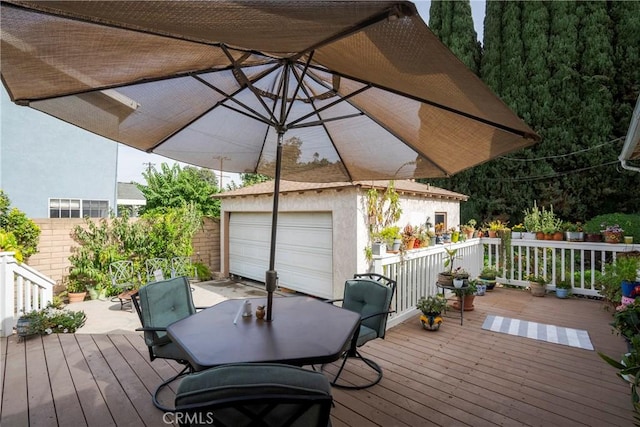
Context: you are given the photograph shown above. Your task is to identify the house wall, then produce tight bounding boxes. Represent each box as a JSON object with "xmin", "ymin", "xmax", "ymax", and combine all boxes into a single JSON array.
[
  {"xmin": 354, "ymin": 190, "xmax": 462, "ymax": 274},
  {"xmin": 220, "ymin": 187, "xmax": 358, "ymax": 299},
  {"xmin": 26, "ymin": 217, "xmax": 220, "ymax": 291},
  {"xmin": 1, "ymin": 88, "xmax": 117, "ymax": 218}
]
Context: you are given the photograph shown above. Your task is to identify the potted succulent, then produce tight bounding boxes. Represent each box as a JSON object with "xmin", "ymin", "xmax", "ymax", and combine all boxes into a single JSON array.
[
  {"xmin": 478, "ymin": 266, "xmax": 498, "ymax": 291},
  {"xmin": 416, "ymin": 294, "xmax": 448, "ymax": 331},
  {"xmin": 377, "ymin": 226, "xmax": 402, "ymax": 252},
  {"xmin": 527, "ymin": 274, "xmax": 548, "ymax": 297},
  {"xmin": 452, "ymin": 267, "xmax": 469, "ymax": 288},
  {"xmin": 564, "ymin": 221, "xmax": 585, "ymax": 242},
  {"xmin": 402, "ymin": 224, "xmax": 417, "ymax": 250}
]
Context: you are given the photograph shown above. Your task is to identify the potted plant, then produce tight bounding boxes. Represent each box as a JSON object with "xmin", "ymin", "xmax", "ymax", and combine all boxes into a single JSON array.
[
  {"xmin": 438, "ymin": 247, "xmax": 460, "ymax": 286},
  {"xmin": 377, "ymin": 226, "xmax": 402, "ymax": 252},
  {"xmin": 87, "ymin": 283, "xmax": 107, "ymax": 300},
  {"xmin": 527, "ymin": 274, "xmax": 548, "ymax": 297},
  {"xmin": 416, "ymin": 294, "xmax": 447, "ymax": 331},
  {"xmin": 487, "ymin": 219, "xmax": 507, "ymax": 238},
  {"xmin": 555, "ymin": 278, "xmax": 572, "ymax": 299},
  {"xmin": 583, "ymin": 221, "xmax": 603, "ymax": 242},
  {"xmin": 65, "ymin": 277, "xmax": 87, "ymax": 303},
  {"xmin": 523, "ymin": 202, "xmax": 541, "ymax": 239},
  {"xmin": 461, "ymin": 219, "xmax": 476, "ymax": 240},
  {"xmin": 401, "ymin": 224, "xmax": 417, "ymax": 250},
  {"xmin": 451, "ymin": 280, "xmax": 477, "ymax": 311},
  {"xmin": 616, "ymin": 256, "xmax": 640, "ymax": 298},
  {"xmin": 452, "ymin": 267, "xmax": 469, "ymax": 288},
  {"xmin": 478, "ymin": 266, "xmax": 498, "ymax": 291},
  {"xmin": 511, "ymin": 223, "xmax": 525, "ymax": 239},
  {"xmin": 602, "ymin": 223, "xmax": 624, "ymax": 244},
  {"xmin": 564, "ymin": 221, "xmax": 585, "ymax": 242}
]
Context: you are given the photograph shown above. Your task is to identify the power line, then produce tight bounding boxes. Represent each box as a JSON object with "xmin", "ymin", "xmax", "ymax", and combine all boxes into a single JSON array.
[
  {"xmin": 499, "ymin": 136, "xmax": 624, "ymax": 161},
  {"xmin": 495, "ymin": 160, "xmax": 620, "ymax": 182}
]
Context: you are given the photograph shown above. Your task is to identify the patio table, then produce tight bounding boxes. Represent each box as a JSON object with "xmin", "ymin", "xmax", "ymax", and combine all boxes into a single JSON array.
[{"xmin": 166, "ymin": 296, "xmax": 360, "ymax": 371}]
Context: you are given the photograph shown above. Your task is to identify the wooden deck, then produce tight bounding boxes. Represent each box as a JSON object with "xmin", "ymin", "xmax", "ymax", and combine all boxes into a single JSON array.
[{"xmin": 1, "ymin": 288, "xmax": 635, "ymax": 426}]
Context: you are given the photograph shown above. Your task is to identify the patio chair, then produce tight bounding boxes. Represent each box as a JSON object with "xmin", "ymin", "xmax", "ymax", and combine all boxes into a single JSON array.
[
  {"xmin": 325, "ymin": 273, "xmax": 396, "ymax": 390},
  {"xmin": 108, "ymin": 260, "xmax": 140, "ymax": 310},
  {"xmin": 144, "ymin": 257, "xmax": 169, "ymax": 282},
  {"xmin": 174, "ymin": 363, "xmax": 333, "ymax": 427},
  {"xmin": 131, "ymin": 276, "xmax": 198, "ymax": 411},
  {"xmin": 171, "ymin": 256, "xmax": 194, "ymax": 279}
]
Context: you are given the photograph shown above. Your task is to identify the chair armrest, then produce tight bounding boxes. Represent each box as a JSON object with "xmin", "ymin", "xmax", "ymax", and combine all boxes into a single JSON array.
[
  {"xmin": 360, "ymin": 309, "xmax": 395, "ymax": 322},
  {"xmin": 135, "ymin": 326, "xmax": 167, "ymax": 332}
]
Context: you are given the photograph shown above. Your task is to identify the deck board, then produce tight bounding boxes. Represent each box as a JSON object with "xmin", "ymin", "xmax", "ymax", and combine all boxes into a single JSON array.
[{"xmin": 0, "ymin": 288, "xmax": 636, "ymax": 426}]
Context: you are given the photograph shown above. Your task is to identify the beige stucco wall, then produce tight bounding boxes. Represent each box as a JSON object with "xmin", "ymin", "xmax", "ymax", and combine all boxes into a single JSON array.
[
  {"xmin": 354, "ymin": 191, "xmax": 462, "ymax": 273},
  {"xmin": 220, "ymin": 187, "xmax": 359, "ymax": 300}
]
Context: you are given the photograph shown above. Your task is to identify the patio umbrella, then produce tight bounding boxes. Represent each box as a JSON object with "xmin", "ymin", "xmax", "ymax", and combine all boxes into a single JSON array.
[{"xmin": 0, "ymin": 1, "xmax": 539, "ymax": 320}]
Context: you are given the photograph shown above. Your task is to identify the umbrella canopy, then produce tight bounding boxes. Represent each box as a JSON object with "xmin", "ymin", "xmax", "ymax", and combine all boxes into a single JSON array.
[{"xmin": 1, "ymin": 0, "xmax": 539, "ymax": 320}]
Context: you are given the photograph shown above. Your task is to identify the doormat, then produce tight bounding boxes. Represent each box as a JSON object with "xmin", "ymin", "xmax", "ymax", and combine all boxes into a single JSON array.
[{"xmin": 481, "ymin": 315, "xmax": 593, "ymax": 350}]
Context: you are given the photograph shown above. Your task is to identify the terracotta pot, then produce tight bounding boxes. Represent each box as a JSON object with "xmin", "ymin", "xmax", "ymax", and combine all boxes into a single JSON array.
[
  {"xmin": 488, "ymin": 230, "xmax": 497, "ymax": 238},
  {"xmin": 553, "ymin": 232, "xmax": 564, "ymax": 241},
  {"xmin": 452, "ymin": 295, "xmax": 475, "ymax": 311},
  {"xmin": 68, "ymin": 291, "xmax": 87, "ymax": 303},
  {"xmin": 584, "ymin": 232, "xmax": 602, "ymax": 242},
  {"xmin": 529, "ymin": 282, "xmax": 546, "ymax": 297},
  {"xmin": 536, "ymin": 232, "xmax": 545, "ymax": 240}
]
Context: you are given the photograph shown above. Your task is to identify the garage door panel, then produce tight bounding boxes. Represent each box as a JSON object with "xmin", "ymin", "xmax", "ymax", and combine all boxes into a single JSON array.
[{"xmin": 229, "ymin": 212, "xmax": 333, "ymax": 298}]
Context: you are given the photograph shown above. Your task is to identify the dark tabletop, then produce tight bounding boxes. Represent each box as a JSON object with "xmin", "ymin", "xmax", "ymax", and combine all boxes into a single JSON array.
[{"xmin": 166, "ymin": 296, "xmax": 361, "ymax": 371}]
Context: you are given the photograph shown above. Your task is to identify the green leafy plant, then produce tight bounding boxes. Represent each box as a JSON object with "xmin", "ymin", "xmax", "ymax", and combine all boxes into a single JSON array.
[
  {"xmin": 616, "ymin": 256, "xmax": 640, "ymax": 282},
  {"xmin": 523, "ymin": 201, "xmax": 541, "ymax": 233},
  {"xmin": 193, "ymin": 261, "xmax": 212, "ymax": 281},
  {"xmin": 416, "ymin": 294, "xmax": 448, "ymax": 314},
  {"xmin": 443, "ymin": 247, "xmax": 460, "ymax": 274},
  {"xmin": 452, "ymin": 280, "xmax": 477, "ymax": 297},
  {"xmin": 527, "ymin": 274, "xmax": 548, "ymax": 285},
  {"xmin": 20, "ymin": 304, "xmax": 86, "ymax": 334},
  {"xmin": 555, "ymin": 278, "xmax": 572, "ymax": 289},
  {"xmin": 479, "ymin": 267, "xmax": 498, "ymax": 280},
  {"xmin": 0, "ymin": 190, "xmax": 41, "ymax": 261}
]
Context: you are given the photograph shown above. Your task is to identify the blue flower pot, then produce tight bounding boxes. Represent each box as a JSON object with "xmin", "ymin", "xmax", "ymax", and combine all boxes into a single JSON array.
[
  {"xmin": 556, "ymin": 288, "xmax": 570, "ymax": 299},
  {"xmin": 622, "ymin": 281, "xmax": 637, "ymax": 298}
]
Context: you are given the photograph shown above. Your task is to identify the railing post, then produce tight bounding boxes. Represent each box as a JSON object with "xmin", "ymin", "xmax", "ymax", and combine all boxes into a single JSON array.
[{"xmin": 1, "ymin": 252, "xmax": 17, "ymax": 337}]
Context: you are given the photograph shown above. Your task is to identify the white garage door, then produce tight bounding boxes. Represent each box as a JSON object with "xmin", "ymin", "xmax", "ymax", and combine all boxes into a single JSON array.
[{"xmin": 229, "ymin": 212, "xmax": 333, "ymax": 298}]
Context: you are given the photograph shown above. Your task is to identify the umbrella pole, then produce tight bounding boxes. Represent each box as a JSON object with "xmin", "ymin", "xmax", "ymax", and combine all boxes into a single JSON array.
[{"xmin": 265, "ymin": 131, "xmax": 284, "ymax": 321}]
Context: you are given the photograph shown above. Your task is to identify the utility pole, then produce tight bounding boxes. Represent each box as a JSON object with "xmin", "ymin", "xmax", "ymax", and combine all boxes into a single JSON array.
[
  {"xmin": 142, "ymin": 162, "xmax": 155, "ymax": 175},
  {"xmin": 212, "ymin": 156, "xmax": 230, "ymax": 188}
]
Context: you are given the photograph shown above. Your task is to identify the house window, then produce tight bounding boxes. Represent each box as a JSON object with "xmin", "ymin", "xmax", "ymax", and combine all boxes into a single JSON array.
[
  {"xmin": 435, "ymin": 212, "xmax": 447, "ymax": 231},
  {"xmin": 49, "ymin": 199, "xmax": 108, "ymax": 218},
  {"xmin": 83, "ymin": 200, "xmax": 109, "ymax": 218}
]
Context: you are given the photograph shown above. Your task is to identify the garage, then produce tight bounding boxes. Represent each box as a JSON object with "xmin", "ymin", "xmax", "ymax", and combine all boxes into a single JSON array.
[{"xmin": 229, "ymin": 211, "xmax": 333, "ymax": 298}]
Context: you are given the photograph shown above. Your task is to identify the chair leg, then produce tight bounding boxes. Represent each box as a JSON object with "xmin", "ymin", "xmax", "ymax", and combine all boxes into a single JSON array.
[
  {"xmin": 327, "ymin": 349, "xmax": 383, "ymax": 390},
  {"xmin": 152, "ymin": 365, "xmax": 191, "ymax": 412}
]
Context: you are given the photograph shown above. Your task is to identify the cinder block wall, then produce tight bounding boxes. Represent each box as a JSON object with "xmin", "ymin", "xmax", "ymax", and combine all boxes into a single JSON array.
[{"xmin": 28, "ymin": 217, "xmax": 221, "ymax": 288}]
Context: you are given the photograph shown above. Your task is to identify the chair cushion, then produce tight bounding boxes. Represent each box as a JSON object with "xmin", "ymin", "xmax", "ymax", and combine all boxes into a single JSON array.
[
  {"xmin": 138, "ymin": 277, "xmax": 196, "ymax": 346},
  {"xmin": 176, "ymin": 363, "xmax": 332, "ymax": 426},
  {"xmin": 342, "ymin": 279, "xmax": 392, "ymax": 339},
  {"xmin": 356, "ymin": 325, "xmax": 378, "ymax": 347}
]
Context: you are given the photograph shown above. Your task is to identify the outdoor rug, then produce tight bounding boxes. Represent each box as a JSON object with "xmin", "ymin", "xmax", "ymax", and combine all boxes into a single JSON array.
[{"xmin": 481, "ymin": 315, "xmax": 594, "ymax": 350}]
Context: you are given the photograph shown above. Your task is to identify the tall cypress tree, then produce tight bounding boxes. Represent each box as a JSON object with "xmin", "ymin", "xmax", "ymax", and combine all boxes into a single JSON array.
[{"xmin": 426, "ymin": 0, "xmax": 640, "ymax": 225}]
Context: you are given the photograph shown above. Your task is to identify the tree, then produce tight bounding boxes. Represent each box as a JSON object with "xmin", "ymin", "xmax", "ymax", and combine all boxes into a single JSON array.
[
  {"xmin": 425, "ymin": 1, "xmax": 640, "ymax": 225},
  {"xmin": 137, "ymin": 163, "xmax": 221, "ymax": 217},
  {"xmin": 0, "ymin": 190, "xmax": 40, "ymax": 260},
  {"xmin": 240, "ymin": 173, "xmax": 271, "ymax": 187}
]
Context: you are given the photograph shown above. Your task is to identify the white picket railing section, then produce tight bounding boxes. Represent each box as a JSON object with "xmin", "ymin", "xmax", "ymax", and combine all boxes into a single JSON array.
[
  {"xmin": 1, "ymin": 252, "xmax": 54, "ymax": 337},
  {"xmin": 372, "ymin": 238, "xmax": 639, "ymax": 327}
]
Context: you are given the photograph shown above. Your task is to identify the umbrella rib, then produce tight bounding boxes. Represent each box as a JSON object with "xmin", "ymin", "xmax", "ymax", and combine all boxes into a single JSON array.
[
  {"xmin": 221, "ymin": 45, "xmax": 279, "ymax": 126},
  {"xmin": 304, "ymin": 64, "xmax": 539, "ymax": 141}
]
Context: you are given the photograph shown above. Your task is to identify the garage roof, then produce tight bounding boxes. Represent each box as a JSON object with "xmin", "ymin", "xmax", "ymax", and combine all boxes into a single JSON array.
[{"xmin": 216, "ymin": 180, "xmax": 468, "ymax": 201}]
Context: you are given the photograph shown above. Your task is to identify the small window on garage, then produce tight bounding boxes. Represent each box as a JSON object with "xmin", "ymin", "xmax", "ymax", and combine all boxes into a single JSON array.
[{"xmin": 435, "ymin": 212, "xmax": 447, "ymax": 230}]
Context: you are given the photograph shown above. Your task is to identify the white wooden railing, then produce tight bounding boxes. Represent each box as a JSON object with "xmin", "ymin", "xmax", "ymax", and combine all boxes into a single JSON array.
[
  {"xmin": 372, "ymin": 238, "xmax": 639, "ymax": 327},
  {"xmin": 1, "ymin": 252, "xmax": 54, "ymax": 337}
]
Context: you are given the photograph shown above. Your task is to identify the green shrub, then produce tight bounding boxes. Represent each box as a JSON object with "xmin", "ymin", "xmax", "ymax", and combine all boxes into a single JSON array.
[
  {"xmin": 20, "ymin": 304, "xmax": 86, "ymax": 334},
  {"xmin": 193, "ymin": 261, "xmax": 212, "ymax": 281},
  {"xmin": 0, "ymin": 190, "xmax": 40, "ymax": 260},
  {"xmin": 584, "ymin": 213, "xmax": 640, "ymax": 238}
]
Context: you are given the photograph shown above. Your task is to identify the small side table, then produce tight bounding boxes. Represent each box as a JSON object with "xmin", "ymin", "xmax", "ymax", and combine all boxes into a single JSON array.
[{"xmin": 435, "ymin": 281, "xmax": 466, "ymax": 325}]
